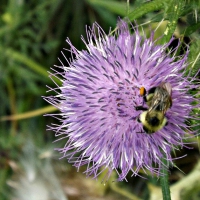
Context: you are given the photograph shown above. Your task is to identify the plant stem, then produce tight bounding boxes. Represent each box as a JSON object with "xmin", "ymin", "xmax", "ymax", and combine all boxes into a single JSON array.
[
  {"xmin": 126, "ymin": 0, "xmax": 130, "ymax": 15},
  {"xmin": 160, "ymin": 158, "xmax": 171, "ymax": 200}
]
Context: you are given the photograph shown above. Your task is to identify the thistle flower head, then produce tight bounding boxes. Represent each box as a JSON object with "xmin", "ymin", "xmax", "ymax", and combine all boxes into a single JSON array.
[{"xmin": 45, "ymin": 19, "xmax": 200, "ymax": 181}]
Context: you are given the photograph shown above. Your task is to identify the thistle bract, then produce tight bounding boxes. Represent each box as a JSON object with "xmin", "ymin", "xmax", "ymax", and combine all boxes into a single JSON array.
[{"xmin": 45, "ymin": 20, "xmax": 199, "ymax": 181}]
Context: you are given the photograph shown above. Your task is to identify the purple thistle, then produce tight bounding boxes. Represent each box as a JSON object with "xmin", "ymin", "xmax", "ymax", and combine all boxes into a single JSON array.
[{"xmin": 44, "ymin": 19, "xmax": 200, "ymax": 181}]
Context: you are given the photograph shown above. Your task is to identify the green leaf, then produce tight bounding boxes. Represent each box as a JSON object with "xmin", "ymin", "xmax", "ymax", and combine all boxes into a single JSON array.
[
  {"xmin": 91, "ymin": 5, "xmax": 116, "ymax": 25},
  {"xmin": 2, "ymin": 48, "xmax": 48, "ymax": 77},
  {"xmin": 187, "ymin": 40, "xmax": 200, "ymax": 76},
  {"xmin": 86, "ymin": 0, "xmax": 127, "ymax": 16},
  {"xmin": 160, "ymin": 0, "xmax": 185, "ymax": 44},
  {"xmin": 185, "ymin": 22, "xmax": 200, "ymax": 36},
  {"xmin": 128, "ymin": 0, "xmax": 167, "ymax": 21},
  {"xmin": 87, "ymin": 0, "xmax": 170, "ymax": 21}
]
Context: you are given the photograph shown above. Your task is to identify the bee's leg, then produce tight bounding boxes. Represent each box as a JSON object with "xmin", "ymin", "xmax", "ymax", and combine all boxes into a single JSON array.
[
  {"xmin": 139, "ymin": 87, "xmax": 146, "ymax": 96},
  {"xmin": 135, "ymin": 106, "xmax": 148, "ymax": 111},
  {"xmin": 139, "ymin": 87, "xmax": 147, "ymax": 103},
  {"xmin": 143, "ymin": 96, "xmax": 147, "ymax": 103}
]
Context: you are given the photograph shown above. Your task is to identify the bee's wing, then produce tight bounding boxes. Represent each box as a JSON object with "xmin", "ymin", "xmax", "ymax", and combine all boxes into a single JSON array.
[
  {"xmin": 161, "ymin": 82, "xmax": 172, "ymax": 108},
  {"xmin": 148, "ymin": 97, "xmax": 161, "ymax": 112},
  {"xmin": 161, "ymin": 82, "xmax": 172, "ymax": 96},
  {"xmin": 148, "ymin": 86, "xmax": 169, "ymax": 113},
  {"xmin": 148, "ymin": 82, "xmax": 172, "ymax": 113}
]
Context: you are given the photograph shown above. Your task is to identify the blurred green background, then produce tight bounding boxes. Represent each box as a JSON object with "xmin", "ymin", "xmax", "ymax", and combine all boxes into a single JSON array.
[{"xmin": 0, "ymin": 0, "xmax": 200, "ymax": 200}]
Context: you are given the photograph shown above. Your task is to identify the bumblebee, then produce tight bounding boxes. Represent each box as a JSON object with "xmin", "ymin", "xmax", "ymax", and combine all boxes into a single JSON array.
[{"xmin": 137, "ymin": 82, "xmax": 172, "ymax": 134}]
